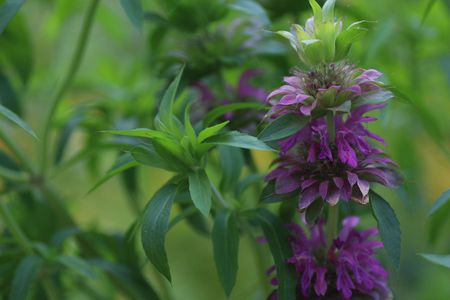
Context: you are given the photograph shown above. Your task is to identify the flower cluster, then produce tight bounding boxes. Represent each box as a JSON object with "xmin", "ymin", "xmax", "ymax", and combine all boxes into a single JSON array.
[
  {"xmin": 266, "ymin": 103, "xmax": 401, "ymax": 209},
  {"xmin": 268, "ymin": 217, "xmax": 392, "ymax": 300},
  {"xmin": 267, "ymin": 63, "xmax": 384, "ymax": 118}
]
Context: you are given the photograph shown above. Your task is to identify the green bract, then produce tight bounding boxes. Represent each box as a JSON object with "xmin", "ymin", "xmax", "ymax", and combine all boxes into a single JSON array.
[{"xmin": 276, "ymin": 0, "xmax": 369, "ymax": 65}]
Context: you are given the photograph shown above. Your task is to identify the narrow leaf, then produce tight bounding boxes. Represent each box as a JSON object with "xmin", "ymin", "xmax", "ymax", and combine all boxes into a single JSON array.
[
  {"xmin": 157, "ymin": 66, "xmax": 185, "ymax": 127},
  {"xmin": 102, "ymin": 128, "xmax": 166, "ymax": 139},
  {"xmin": 141, "ymin": 184, "xmax": 178, "ymax": 281},
  {"xmin": 120, "ymin": 0, "xmax": 143, "ymax": 30},
  {"xmin": 0, "ymin": 0, "xmax": 26, "ymax": 34},
  {"xmin": 88, "ymin": 153, "xmax": 138, "ymax": 194},
  {"xmin": 188, "ymin": 170, "xmax": 212, "ymax": 216},
  {"xmin": 57, "ymin": 255, "xmax": 96, "ymax": 279},
  {"xmin": 203, "ymin": 102, "xmax": 266, "ymax": 126},
  {"xmin": 130, "ymin": 143, "xmax": 176, "ymax": 171},
  {"xmin": 0, "ymin": 104, "xmax": 37, "ymax": 139},
  {"xmin": 260, "ymin": 181, "xmax": 297, "ymax": 204},
  {"xmin": 370, "ymin": 191, "xmax": 401, "ymax": 269},
  {"xmin": 229, "ymin": 0, "xmax": 270, "ymax": 25},
  {"xmin": 218, "ymin": 146, "xmax": 244, "ymax": 192},
  {"xmin": 204, "ymin": 131, "xmax": 273, "ymax": 151},
  {"xmin": 9, "ymin": 255, "xmax": 42, "ymax": 300},
  {"xmin": 245, "ymin": 209, "xmax": 297, "ymax": 300},
  {"xmin": 212, "ymin": 209, "xmax": 240, "ymax": 296},
  {"xmin": 258, "ymin": 113, "xmax": 307, "ymax": 142},
  {"xmin": 419, "ymin": 253, "xmax": 450, "ymax": 269},
  {"xmin": 198, "ymin": 121, "xmax": 229, "ymax": 143},
  {"xmin": 428, "ymin": 188, "xmax": 450, "ymax": 216}
]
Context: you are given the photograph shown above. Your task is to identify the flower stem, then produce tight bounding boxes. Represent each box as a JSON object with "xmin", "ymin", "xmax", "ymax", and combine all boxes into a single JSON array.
[
  {"xmin": 210, "ymin": 179, "xmax": 230, "ymax": 208},
  {"xmin": 326, "ymin": 205, "xmax": 339, "ymax": 246},
  {"xmin": 40, "ymin": 0, "xmax": 100, "ymax": 175}
]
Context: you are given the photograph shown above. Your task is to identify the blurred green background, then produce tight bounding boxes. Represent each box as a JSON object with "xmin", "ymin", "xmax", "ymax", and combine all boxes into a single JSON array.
[{"xmin": 1, "ymin": 0, "xmax": 450, "ymax": 299}]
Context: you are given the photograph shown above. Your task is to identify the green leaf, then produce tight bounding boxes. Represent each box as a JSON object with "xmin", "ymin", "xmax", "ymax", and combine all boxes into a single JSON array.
[
  {"xmin": 120, "ymin": 0, "xmax": 143, "ymax": 30},
  {"xmin": 308, "ymin": 0, "xmax": 322, "ymax": 23},
  {"xmin": 157, "ymin": 66, "xmax": 184, "ymax": 128},
  {"xmin": 9, "ymin": 255, "xmax": 42, "ymax": 300},
  {"xmin": 204, "ymin": 131, "xmax": 272, "ymax": 151},
  {"xmin": 245, "ymin": 209, "xmax": 297, "ymax": 300},
  {"xmin": 198, "ymin": 121, "xmax": 229, "ymax": 143},
  {"xmin": 429, "ymin": 188, "xmax": 450, "ymax": 216},
  {"xmin": 0, "ymin": 104, "xmax": 37, "ymax": 139},
  {"xmin": 88, "ymin": 153, "xmax": 138, "ymax": 194},
  {"xmin": 229, "ymin": 0, "xmax": 270, "ymax": 25},
  {"xmin": 322, "ymin": 0, "xmax": 336, "ymax": 22},
  {"xmin": 184, "ymin": 102, "xmax": 197, "ymax": 145},
  {"xmin": 212, "ymin": 209, "xmax": 240, "ymax": 297},
  {"xmin": 141, "ymin": 183, "xmax": 178, "ymax": 281},
  {"xmin": 102, "ymin": 128, "xmax": 166, "ymax": 139},
  {"xmin": 235, "ymin": 173, "xmax": 264, "ymax": 197},
  {"xmin": 188, "ymin": 170, "xmax": 212, "ymax": 216},
  {"xmin": 258, "ymin": 113, "xmax": 307, "ymax": 142},
  {"xmin": 370, "ymin": 191, "xmax": 401, "ymax": 269},
  {"xmin": 131, "ymin": 143, "xmax": 177, "ymax": 171},
  {"xmin": 419, "ymin": 253, "xmax": 450, "ymax": 269},
  {"xmin": 352, "ymin": 90, "xmax": 393, "ymax": 108},
  {"xmin": 305, "ymin": 199, "xmax": 324, "ymax": 224},
  {"xmin": 0, "ymin": 72, "xmax": 20, "ymax": 114},
  {"xmin": 336, "ymin": 22, "xmax": 369, "ymax": 59},
  {"xmin": 218, "ymin": 146, "xmax": 244, "ymax": 192},
  {"xmin": 0, "ymin": 0, "xmax": 26, "ymax": 34},
  {"xmin": 203, "ymin": 102, "xmax": 266, "ymax": 126},
  {"xmin": 57, "ymin": 255, "xmax": 96, "ymax": 279}
]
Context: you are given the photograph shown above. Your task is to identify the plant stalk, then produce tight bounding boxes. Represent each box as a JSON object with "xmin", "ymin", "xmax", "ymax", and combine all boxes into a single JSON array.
[
  {"xmin": 326, "ymin": 205, "xmax": 339, "ymax": 246},
  {"xmin": 40, "ymin": 0, "xmax": 100, "ymax": 175}
]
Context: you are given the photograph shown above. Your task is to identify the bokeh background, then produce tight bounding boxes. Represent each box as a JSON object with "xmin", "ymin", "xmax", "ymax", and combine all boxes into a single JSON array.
[{"xmin": 1, "ymin": 0, "xmax": 450, "ymax": 299}]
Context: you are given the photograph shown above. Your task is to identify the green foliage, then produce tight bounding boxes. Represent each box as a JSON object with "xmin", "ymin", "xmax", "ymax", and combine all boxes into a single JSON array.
[
  {"xmin": 212, "ymin": 209, "xmax": 240, "ymax": 296},
  {"xmin": 370, "ymin": 191, "xmax": 401, "ymax": 270},
  {"xmin": 141, "ymin": 183, "xmax": 178, "ymax": 281},
  {"xmin": 0, "ymin": 0, "xmax": 26, "ymax": 34},
  {"xmin": 0, "ymin": 104, "xmax": 37, "ymax": 139},
  {"xmin": 419, "ymin": 254, "xmax": 450, "ymax": 269},
  {"xmin": 9, "ymin": 255, "xmax": 42, "ymax": 300}
]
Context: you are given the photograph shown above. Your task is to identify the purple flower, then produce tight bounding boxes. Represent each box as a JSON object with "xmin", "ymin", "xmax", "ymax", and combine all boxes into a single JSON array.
[
  {"xmin": 267, "ymin": 63, "xmax": 384, "ymax": 118},
  {"xmin": 266, "ymin": 104, "xmax": 400, "ymax": 209},
  {"xmin": 268, "ymin": 216, "xmax": 392, "ymax": 300}
]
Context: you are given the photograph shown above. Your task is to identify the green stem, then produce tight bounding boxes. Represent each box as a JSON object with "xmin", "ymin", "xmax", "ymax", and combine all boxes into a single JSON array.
[
  {"xmin": 326, "ymin": 205, "xmax": 339, "ymax": 246},
  {"xmin": 0, "ymin": 127, "xmax": 34, "ymax": 173},
  {"xmin": 40, "ymin": 0, "xmax": 100, "ymax": 175},
  {"xmin": 245, "ymin": 225, "xmax": 269, "ymax": 295},
  {"xmin": 0, "ymin": 201, "xmax": 33, "ymax": 254}
]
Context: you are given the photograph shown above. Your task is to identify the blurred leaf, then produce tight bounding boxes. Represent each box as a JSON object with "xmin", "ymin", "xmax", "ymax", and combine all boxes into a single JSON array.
[
  {"xmin": 420, "ymin": 0, "xmax": 438, "ymax": 27},
  {"xmin": 230, "ymin": 0, "xmax": 270, "ymax": 25},
  {"xmin": 235, "ymin": 173, "xmax": 264, "ymax": 196},
  {"xmin": 0, "ymin": 0, "xmax": 26, "ymax": 34},
  {"xmin": 141, "ymin": 183, "xmax": 177, "ymax": 282},
  {"xmin": 245, "ymin": 208, "xmax": 296, "ymax": 300},
  {"xmin": 260, "ymin": 181, "xmax": 297, "ymax": 204},
  {"xmin": 188, "ymin": 170, "xmax": 212, "ymax": 216},
  {"xmin": 54, "ymin": 112, "xmax": 83, "ymax": 165},
  {"xmin": 212, "ymin": 209, "xmax": 240, "ymax": 297},
  {"xmin": 203, "ymin": 102, "xmax": 266, "ymax": 126},
  {"xmin": 429, "ymin": 188, "xmax": 450, "ymax": 243},
  {"xmin": 198, "ymin": 121, "xmax": 229, "ymax": 143},
  {"xmin": 0, "ymin": 104, "xmax": 37, "ymax": 139},
  {"xmin": 0, "ymin": 72, "xmax": 20, "ymax": 115},
  {"xmin": 9, "ymin": 255, "xmax": 42, "ymax": 300},
  {"xmin": 258, "ymin": 113, "xmax": 307, "ymax": 142},
  {"xmin": 90, "ymin": 259, "xmax": 160, "ymax": 300},
  {"xmin": 152, "ymin": 140, "xmax": 191, "ymax": 173},
  {"xmin": 120, "ymin": 0, "xmax": 143, "ymax": 30},
  {"xmin": 131, "ymin": 143, "xmax": 176, "ymax": 171},
  {"xmin": 218, "ymin": 146, "xmax": 244, "ymax": 192},
  {"xmin": 88, "ymin": 153, "xmax": 138, "ymax": 194},
  {"xmin": 419, "ymin": 253, "xmax": 450, "ymax": 269},
  {"xmin": 204, "ymin": 131, "xmax": 272, "ymax": 151},
  {"xmin": 57, "ymin": 255, "xmax": 96, "ymax": 279},
  {"xmin": 352, "ymin": 90, "xmax": 394, "ymax": 108},
  {"xmin": 370, "ymin": 191, "xmax": 401, "ymax": 270},
  {"xmin": 0, "ymin": 15, "xmax": 33, "ymax": 84},
  {"xmin": 428, "ymin": 188, "xmax": 450, "ymax": 216},
  {"xmin": 50, "ymin": 227, "xmax": 81, "ymax": 249}
]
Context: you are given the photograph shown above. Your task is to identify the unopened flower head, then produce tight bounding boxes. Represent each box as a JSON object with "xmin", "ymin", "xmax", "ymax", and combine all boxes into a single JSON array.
[
  {"xmin": 268, "ymin": 216, "xmax": 392, "ymax": 300},
  {"xmin": 266, "ymin": 104, "xmax": 401, "ymax": 209},
  {"xmin": 267, "ymin": 63, "xmax": 386, "ymax": 118},
  {"xmin": 276, "ymin": 0, "xmax": 370, "ymax": 65}
]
